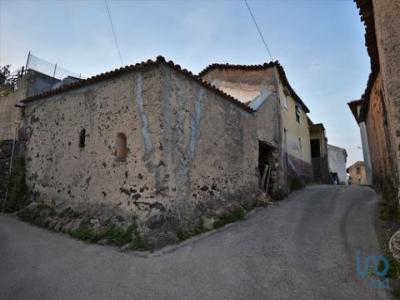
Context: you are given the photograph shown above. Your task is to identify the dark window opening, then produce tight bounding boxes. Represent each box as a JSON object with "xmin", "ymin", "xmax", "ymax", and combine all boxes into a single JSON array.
[
  {"xmin": 311, "ymin": 139, "xmax": 321, "ymax": 158},
  {"xmin": 356, "ymin": 167, "xmax": 361, "ymax": 175},
  {"xmin": 79, "ymin": 129, "xmax": 86, "ymax": 148},
  {"xmin": 295, "ymin": 106, "xmax": 301, "ymax": 123},
  {"xmin": 116, "ymin": 132, "xmax": 128, "ymax": 161},
  {"xmin": 258, "ymin": 141, "xmax": 274, "ymax": 194}
]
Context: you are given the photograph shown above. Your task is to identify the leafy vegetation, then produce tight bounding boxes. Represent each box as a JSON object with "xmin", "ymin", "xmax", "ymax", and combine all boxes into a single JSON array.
[
  {"xmin": 3, "ymin": 154, "xmax": 31, "ymax": 213},
  {"xmin": 213, "ymin": 208, "xmax": 245, "ymax": 229}
]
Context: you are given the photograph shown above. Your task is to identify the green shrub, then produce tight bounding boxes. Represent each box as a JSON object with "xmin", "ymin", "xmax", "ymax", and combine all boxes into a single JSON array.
[
  {"xmin": 70, "ymin": 219, "xmax": 100, "ymax": 243},
  {"xmin": 214, "ymin": 208, "xmax": 245, "ymax": 229},
  {"xmin": 3, "ymin": 155, "xmax": 30, "ymax": 212}
]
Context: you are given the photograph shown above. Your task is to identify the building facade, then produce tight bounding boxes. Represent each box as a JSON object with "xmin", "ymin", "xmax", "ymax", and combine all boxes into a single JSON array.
[
  {"xmin": 0, "ymin": 70, "xmax": 59, "ymax": 141},
  {"xmin": 348, "ymin": 100, "xmax": 373, "ymax": 185},
  {"xmin": 352, "ymin": 0, "xmax": 400, "ymax": 193},
  {"xmin": 309, "ymin": 120, "xmax": 331, "ymax": 184},
  {"xmin": 347, "ymin": 161, "xmax": 368, "ymax": 185},
  {"xmin": 328, "ymin": 144, "xmax": 348, "ymax": 185},
  {"xmin": 199, "ymin": 62, "xmax": 313, "ymax": 191}
]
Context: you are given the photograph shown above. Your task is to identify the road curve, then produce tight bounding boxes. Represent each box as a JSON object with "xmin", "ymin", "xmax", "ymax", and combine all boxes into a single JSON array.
[{"xmin": 0, "ymin": 185, "xmax": 391, "ymax": 300}]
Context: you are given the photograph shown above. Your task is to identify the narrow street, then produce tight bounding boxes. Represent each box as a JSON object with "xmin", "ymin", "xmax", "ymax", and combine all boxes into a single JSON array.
[{"xmin": 0, "ymin": 185, "xmax": 391, "ymax": 300}]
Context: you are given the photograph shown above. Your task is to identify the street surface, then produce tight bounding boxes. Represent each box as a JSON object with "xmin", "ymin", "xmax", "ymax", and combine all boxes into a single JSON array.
[{"xmin": 0, "ymin": 185, "xmax": 391, "ymax": 299}]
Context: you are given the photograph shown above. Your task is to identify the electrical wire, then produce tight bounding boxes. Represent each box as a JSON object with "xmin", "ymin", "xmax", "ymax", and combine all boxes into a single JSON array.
[
  {"xmin": 104, "ymin": 0, "xmax": 124, "ymax": 65},
  {"xmin": 244, "ymin": 0, "xmax": 274, "ymax": 61}
]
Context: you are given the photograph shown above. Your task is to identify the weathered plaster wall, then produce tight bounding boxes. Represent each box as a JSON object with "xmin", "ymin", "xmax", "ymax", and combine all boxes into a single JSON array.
[
  {"xmin": 201, "ymin": 68, "xmax": 285, "ymax": 192},
  {"xmin": 372, "ymin": 0, "xmax": 400, "ymax": 183},
  {"xmin": 277, "ymin": 77, "xmax": 312, "ymax": 183},
  {"xmin": 201, "ymin": 66, "xmax": 313, "ymax": 189},
  {"xmin": 365, "ymin": 73, "xmax": 395, "ymax": 187},
  {"xmin": 348, "ymin": 162, "xmax": 368, "ymax": 185},
  {"xmin": 0, "ymin": 78, "xmax": 27, "ymax": 141},
  {"xmin": 359, "ymin": 122, "xmax": 373, "ymax": 185},
  {"xmin": 24, "ymin": 68, "xmax": 164, "ymax": 222},
  {"xmin": 201, "ymin": 68, "xmax": 277, "ymax": 104},
  {"xmin": 328, "ymin": 144, "xmax": 347, "ymax": 184},
  {"xmin": 24, "ymin": 64, "xmax": 261, "ymax": 246},
  {"xmin": 0, "ymin": 70, "xmax": 59, "ymax": 141},
  {"xmin": 158, "ymin": 65, "xmax": 259, "ymax": 227}
]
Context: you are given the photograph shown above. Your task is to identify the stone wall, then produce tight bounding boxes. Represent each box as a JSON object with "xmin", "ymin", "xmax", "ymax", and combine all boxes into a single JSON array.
[
  {"xmin": 0, "ymin": 70, "xmax": 59, "ymax": 141},
  {"xmin": 23, "ymin": 64, "xmax": 261, "ymax": 248},
  {"xmin": 201, "ymin": 66, "xmax": 313, "ymax": 192},
  {"xmin": 372, "ymin": 0, "xmax": 400, "ymax": 187},
  {"xmin": 365, "ymin": 73, "xmax": 396, "ymax": 188}
]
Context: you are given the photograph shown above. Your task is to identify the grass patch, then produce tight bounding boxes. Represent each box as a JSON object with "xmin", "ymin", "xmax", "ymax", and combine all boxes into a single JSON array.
[
  {"xmin": 3, "ymin": 154, "xmax": 30, "ymax": 212},
  {"xmin": 289, "ymin": 176, "xmax": 305, "ymax": 192},
  {"xmin": 70, "ymin": 219, "xmax": 100, "ymax": 243},
  {"xmin": 69, "ymin": 219, "xmax": 149, "ymax": 250},
  {"xmin": 214, "ymin": 208, "xmax": 245, "ymax": 229},
  {"xmin": 376, "ymin": 181, "xmax": 400, "ymax": 299}
]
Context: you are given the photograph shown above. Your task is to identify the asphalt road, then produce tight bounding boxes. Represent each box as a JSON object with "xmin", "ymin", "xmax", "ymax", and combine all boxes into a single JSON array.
[{"xmin": 0, "ymin": 185, "xmax": 392, "ymax": 300}]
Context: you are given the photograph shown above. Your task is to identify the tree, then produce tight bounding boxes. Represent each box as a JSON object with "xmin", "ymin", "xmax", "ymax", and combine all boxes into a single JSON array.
[{"xmin": 0, "ymin": 65, "xmax": 12, "ymax": 96}]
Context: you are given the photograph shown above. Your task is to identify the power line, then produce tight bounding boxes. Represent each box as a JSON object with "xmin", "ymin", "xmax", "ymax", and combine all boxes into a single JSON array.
[
  {"xmin": 104, "ymin": 0, "xmax": 124, "ymax": 65},
  {"xmin": 244, "ymin": 0, "xmax": 274, "ymax": 61}
]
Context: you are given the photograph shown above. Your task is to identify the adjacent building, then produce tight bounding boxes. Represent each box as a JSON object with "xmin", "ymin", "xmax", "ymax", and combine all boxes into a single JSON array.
[
  {"xmin": 327, "ymin": 144, "xmax": 348, "ymax": 185},
  {"xmin": 0, "ymin": 70, "xmax": 59, "ymax": 141},
  {"xmin": 199, "ymin": 62, "xmax": 313, "ymax": 189},
  {"xmin": 308, "ymin": 119, "xmax": 331, "ymax": 184},
  {"xmin": 351, "ymin": 0, "xmax": 400, "ymax": 193},
  {"xmin": 347, "ymin": 100, "xmax": 373, "ymax": 185},
  {"xmin": 347, "ymin": 161, "xmax": 368, "ymax": 185},
  {"xmin": 5, "ymin": 57, "xmax": 314, "ymax": 247}
]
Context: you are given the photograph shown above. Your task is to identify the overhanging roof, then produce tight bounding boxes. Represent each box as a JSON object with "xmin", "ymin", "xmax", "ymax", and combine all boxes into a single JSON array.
[{"xmin": 199, "ymin": 61, "xmax": 310, "ymax": 113}]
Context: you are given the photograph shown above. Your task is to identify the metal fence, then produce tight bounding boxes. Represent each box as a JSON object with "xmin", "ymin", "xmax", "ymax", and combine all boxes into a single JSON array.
[{"xmin": 25, "ymin": 52, "xmax": 81, "ymax": 80}]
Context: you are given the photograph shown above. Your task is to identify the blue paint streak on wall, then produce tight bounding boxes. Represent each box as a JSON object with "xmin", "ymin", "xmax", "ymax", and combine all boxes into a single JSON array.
[
  {"xmin": 135, "ymin": 74, "xmax": 154, "ymax": 156},
  {"xmin": 187, "ymin": 88, "xmax": 204, "ymax": 159}
]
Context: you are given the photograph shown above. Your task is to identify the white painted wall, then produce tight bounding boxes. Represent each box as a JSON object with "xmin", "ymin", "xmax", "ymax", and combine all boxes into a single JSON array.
[
  {"xmin": 359, "ymin": 122, "xmax": 373, "ymax": 185},
  {"xmin": 328, "ymin": 144, "xmax": 348, "ymax": 184}
]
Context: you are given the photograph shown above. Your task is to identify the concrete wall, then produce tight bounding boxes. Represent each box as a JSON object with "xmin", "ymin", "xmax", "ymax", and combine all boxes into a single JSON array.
[{"xmin": 328, "ymin": 144, "xmax": 347, "ymax": 184}]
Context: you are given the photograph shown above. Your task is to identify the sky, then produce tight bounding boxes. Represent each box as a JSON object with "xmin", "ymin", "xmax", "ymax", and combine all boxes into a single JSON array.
[{"xmin": 0, "ymin": 0, "xmax": 370, "ymax": 166}]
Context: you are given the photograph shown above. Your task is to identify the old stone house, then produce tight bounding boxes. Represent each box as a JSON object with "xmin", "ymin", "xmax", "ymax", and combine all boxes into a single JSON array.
[
  {"xmin": 352, "ymin": 0, "xmax": 400, "ymax": 193},
  {"xmin": 199, "ymin": 62, "xmax": 313, "ymax": 189},
  {"xmin": 0, "ymin": 56, "xmax": 314, "ymax": 248},
  {"xmin": 347, "ymin": 161, "xmax": 368, "ymax": 185},
  {"xmin": 308, "ymin": 119, "xmax": 331, "ymax": 184},
  {"xmin": 327, "ymin": 144, "xmax": 348, "ymax": 185}
]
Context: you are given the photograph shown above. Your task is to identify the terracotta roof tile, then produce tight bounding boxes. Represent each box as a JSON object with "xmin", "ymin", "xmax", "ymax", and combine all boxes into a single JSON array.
[
  {"xmin": 354, "ymin": 0, "xmax": 379, "ymax": 121},
  {"xmin": 22, "ymin": 56, "xmax": 255, "ymax": 113}
]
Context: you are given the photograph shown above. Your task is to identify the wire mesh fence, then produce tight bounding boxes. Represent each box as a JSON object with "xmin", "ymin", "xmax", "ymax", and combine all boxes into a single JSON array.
[{"xmin": 26, "ymin": 52, "xmax": 81, "ymax": 80}]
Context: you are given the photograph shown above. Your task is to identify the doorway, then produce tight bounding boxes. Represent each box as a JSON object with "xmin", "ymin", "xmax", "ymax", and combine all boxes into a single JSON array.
[{"xmin": 258, "ymin": 141, "xmax": 274, "ymax": 194}]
